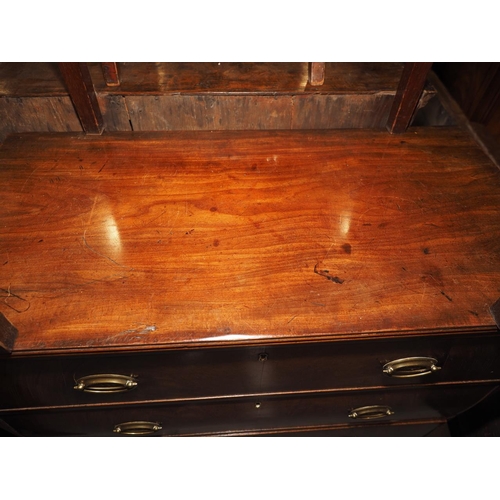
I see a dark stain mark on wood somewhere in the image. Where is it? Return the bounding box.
[213,239,220,247]
[314,264,344,284]
[441,291,453,302]
[468,310,479,317]
[341,243,352,254]
[423,247,430,254]
[210,206,218,212]
[185,229,195,235]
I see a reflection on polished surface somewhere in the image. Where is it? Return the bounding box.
[82,196,122,266]
[339,211,351,236]
[105,215,121,252]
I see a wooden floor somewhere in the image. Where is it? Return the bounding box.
[0,62,451,143]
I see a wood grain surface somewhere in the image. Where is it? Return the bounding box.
[0,62,407,97]
[90,62,406,95]
[0,63,440,143]
[1,128,499,354]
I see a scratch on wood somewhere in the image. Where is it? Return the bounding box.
[20,166,41,192]
[146,209,167,226]
[82,229,129,269]
[118,325,157,336]
[0,286,31,313]
[420,282,427,302]
[323,240,336,260]
[87,195,99,225]
[166,208,181,235]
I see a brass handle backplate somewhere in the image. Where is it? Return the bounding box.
[74,374,138,393]
[383,357,441,378]
[348,405,394,420]
[113,421,162,436]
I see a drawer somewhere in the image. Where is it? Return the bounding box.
[1,333,499,411]
[2,384,493,437]
[261,333,500,393]
[0,346,265,411]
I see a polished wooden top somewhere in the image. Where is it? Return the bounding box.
[1,128,499,354]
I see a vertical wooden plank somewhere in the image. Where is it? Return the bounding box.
[58,63,104,134]
[308,63,325,86]
[387,62,433,133]
[101,62,120,87]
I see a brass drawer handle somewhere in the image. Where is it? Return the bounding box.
[383,357,441,378]
[348,405,394,420]
[113,421,162,436]
[74,374,138,393]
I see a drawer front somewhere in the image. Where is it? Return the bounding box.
[0,346,265,410]
[261,334,500,393]
[2,385,493,437]
[1,334,499,411]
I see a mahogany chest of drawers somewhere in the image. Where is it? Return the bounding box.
[1,128,499,436]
